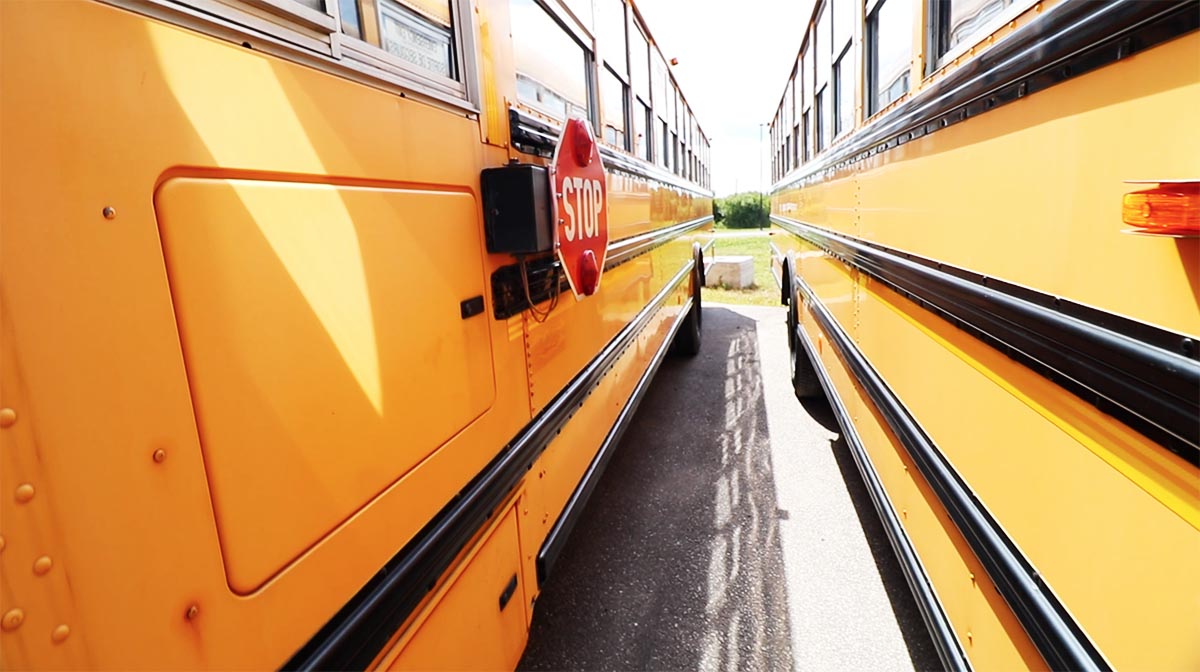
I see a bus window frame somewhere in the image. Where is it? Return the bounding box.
[338,0,475,100]
[110,0,482,112]
[926,0,1037,75]
[509,0,598,128]
[244,0,338,31]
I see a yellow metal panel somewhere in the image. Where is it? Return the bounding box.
[0,3,530,666]
[856,278,1200,670]
[156,178,495,593]
[798,302,1046,670]
[390,506,527,670]
[794,239,857,337]
[855,34,1200,336]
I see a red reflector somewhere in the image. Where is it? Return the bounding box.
[568,118,594,168]
[578,249,599,295]
[1122,182,1199,235]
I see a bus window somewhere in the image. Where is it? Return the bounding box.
[601,66,628,149]
[834,47,854,136]
[831,0,854,138]
[792,124,800,168]
[597,0,628,74]
[379,0,456,79]
[943,0,1014,54]
[630,23,651,103]
[814,2,830,153]
[633,98,650,160]
[338,0,363,37]
[630,21,652,160]
[562,0,593,29]
[511,0,590,120]
[867,0,911,115]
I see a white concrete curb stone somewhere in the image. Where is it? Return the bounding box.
[705,255,755,289]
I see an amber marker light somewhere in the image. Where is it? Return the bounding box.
[1122,181,1199,236]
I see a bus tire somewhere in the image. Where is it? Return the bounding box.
[671,250,703,357]
[780,260,791,307]
[788,294,822,398]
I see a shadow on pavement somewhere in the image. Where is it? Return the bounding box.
[519,307,794,671]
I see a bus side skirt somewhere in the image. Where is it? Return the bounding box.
[791,300,971,672]
[792,272,1112,672]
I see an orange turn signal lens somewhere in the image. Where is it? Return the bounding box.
[1122,182,1199,234]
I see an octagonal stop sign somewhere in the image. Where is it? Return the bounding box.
[551,117,608,298]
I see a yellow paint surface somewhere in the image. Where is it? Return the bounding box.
[773,29,1200,672]
[0,0,711,669]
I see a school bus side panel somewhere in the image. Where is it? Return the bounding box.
[0,2,532,668]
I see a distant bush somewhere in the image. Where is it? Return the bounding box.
[712,198,724,224]
[716,192,768,229]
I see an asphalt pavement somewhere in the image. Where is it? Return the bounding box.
[518,304,941,672]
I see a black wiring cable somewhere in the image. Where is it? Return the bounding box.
[518,255,560,323]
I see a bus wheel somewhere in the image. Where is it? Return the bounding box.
[780,261,791,307]
[671,251,703,357]
[788,296,821,398]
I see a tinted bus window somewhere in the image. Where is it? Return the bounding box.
[834,48,854,136]
[601,66,628,148]
[868,0,911,114]
[380,0,456,79]
[946,0,1014,53]
[511,0,590,120]
[597,0,628,73]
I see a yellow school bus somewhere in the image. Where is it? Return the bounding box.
[768,0,1198,669]
[0,0,712,668]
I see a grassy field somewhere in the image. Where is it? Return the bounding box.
[701,234,781,307]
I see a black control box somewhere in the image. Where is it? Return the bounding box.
[481,164,554,254]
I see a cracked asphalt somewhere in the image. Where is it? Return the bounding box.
[518,304,941,672]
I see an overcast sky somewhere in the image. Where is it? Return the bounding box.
[636,0,816,196]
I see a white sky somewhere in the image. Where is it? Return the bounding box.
[636,0,816,196]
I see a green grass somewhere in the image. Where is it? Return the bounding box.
[701,235,781,307]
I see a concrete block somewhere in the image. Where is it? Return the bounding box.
[705,255,754,289]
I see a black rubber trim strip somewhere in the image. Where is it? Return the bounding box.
[774,216,1200,464]
[282,260,696,671]
[509,108,715,199]
[792,303,970,672]
[606,215,714,268]
[537,292,694,584]
[792,273,1111,671]
[774,0,1198,190]
[491,215,712,320]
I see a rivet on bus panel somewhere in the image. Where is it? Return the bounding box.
[967,631,974,645]
[0,535,6,553]
[901,509,908,519]
[33,555,53,576]
[1,609,25,631]
[152,449,167,464]
[0,408,16,427]
[185,604,200,621]
[102,207,116,220]
[51,624,71,644]
[15,484,35,504]
[970,572,976,586]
